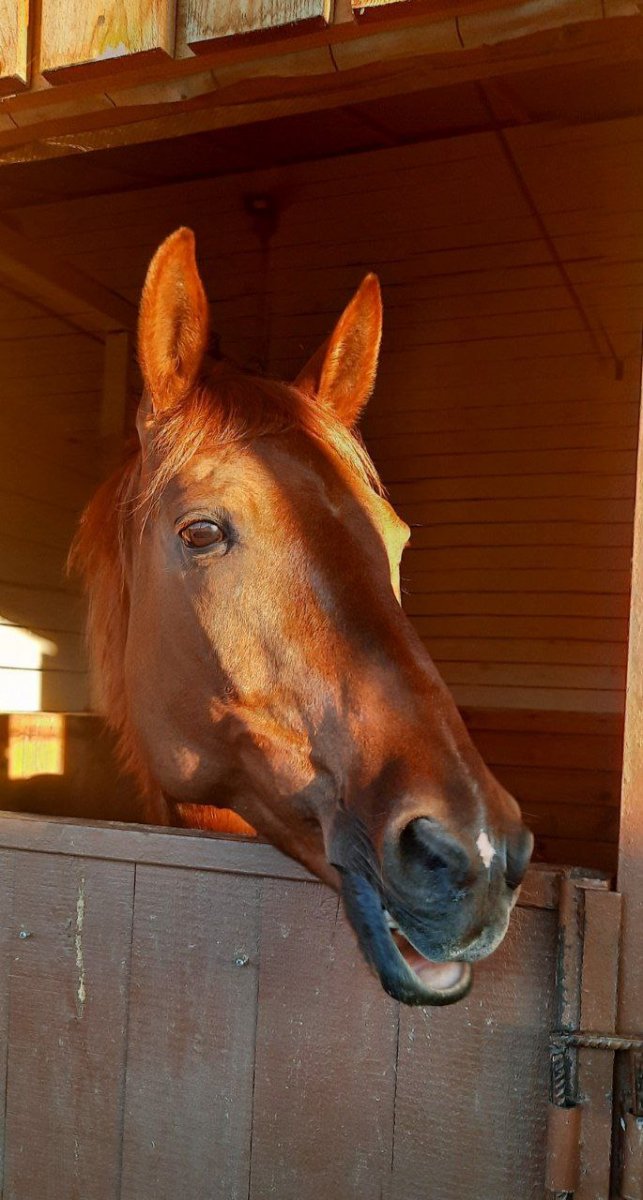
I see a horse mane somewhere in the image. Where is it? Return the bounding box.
[70,362,382,810]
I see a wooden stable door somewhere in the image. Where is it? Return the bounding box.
[0,816,627,1200]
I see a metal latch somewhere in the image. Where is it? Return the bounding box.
[546,1031,643,1200]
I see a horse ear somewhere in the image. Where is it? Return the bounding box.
[295,274,382,428]
[137,227,209,419]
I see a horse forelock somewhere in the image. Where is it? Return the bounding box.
[70,363,383,794]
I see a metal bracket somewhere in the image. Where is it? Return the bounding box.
[547,1031,643,1200]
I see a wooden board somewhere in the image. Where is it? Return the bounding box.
[617,348,643,1035]
[249,878,398,1199]
[40,0,176,82]
[391,905,557,1200]
[120,867,261,1200]
[0,819,589,1200]
[0,0,30,96]
[186,0,330,51]
[1,849,134,1199]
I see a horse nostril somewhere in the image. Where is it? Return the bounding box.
[399,817,471,886]
[506,826,534,889]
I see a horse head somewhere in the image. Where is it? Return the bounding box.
[74,229,533,1006]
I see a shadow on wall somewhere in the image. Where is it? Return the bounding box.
[0,622,59,713]
[0,713,145,824]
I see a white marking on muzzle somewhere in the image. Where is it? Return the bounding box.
[476,830,496,869]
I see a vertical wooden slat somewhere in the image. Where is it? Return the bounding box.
[2,850,134,1200]
[577,888,622,1200]
[249,879,398,1200]
[617,363,643,1036]
[186,0,330,52]
[390,906,558,1200]
[0,0,30,95]
[119,866,261,1200]
[40,0,176,82]
[0,851,16,1187]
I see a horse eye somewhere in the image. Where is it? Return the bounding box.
[179,520,227,550]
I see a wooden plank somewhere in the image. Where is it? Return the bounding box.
[468,728,623,772]
[617,363,643,1034]
[416,613,628,642]
[40,0,176,82]
[520,802,618,844]
[0,814,561,906]
[2,850,134,1199]
[0,15,638,166]
[408,547,632,575]
[0,583,85,636]
[249,877,398,1199]
[462,707,623,737]
[403,591,630,621]
[536,838,616,873]
[430,639,627,671]
[390,905,558,1199]
[120,866,260,1200]
[367,421,637,458]
[577,888,622,1200]
[405,570,632,596]
[186,0,330,51]
[390,476,636,506]
[493,766,621,809]
[0,850,15,1182]
[0,0,30,96]
[451,685,624,715]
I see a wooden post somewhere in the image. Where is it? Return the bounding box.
[617,361,643,1034]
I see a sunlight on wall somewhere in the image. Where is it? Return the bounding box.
[8,713,65,779]
[0,622,58,713]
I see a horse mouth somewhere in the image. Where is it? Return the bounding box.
[340,869,472,1007]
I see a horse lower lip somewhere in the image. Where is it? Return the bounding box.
[340,870,472,1007]
[389,926,469,992]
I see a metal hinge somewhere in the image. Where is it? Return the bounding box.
[546,1031,643,1200]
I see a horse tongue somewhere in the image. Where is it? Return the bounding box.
[393,932,467,991]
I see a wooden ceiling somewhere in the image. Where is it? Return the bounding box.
[0,54,641,212]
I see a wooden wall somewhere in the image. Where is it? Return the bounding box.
[0,306,102,713]
[0,111,640,866]
[10,114,640,713]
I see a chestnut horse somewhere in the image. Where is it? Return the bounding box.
[73,229,533,1006]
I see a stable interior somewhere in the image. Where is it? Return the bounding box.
[1,59,641,873]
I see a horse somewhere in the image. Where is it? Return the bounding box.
[72,228,533,1007]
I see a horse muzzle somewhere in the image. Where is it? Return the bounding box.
[340,870,473,1007]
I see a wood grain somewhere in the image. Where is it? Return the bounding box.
[617,328,643,1034]
[390,905,558,1200]
[120,866,260,1200]
[2,850,134,1199]
[577,888,622,1200]
[0,825,596,1199]
[0,0,30,95]
[186,0,330,50]
[249,877,398,1199]
[0,849,15,1183]
[40,0,176,81]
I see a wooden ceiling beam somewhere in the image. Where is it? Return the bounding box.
[0,9,641,165]
[0,221,137,336]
